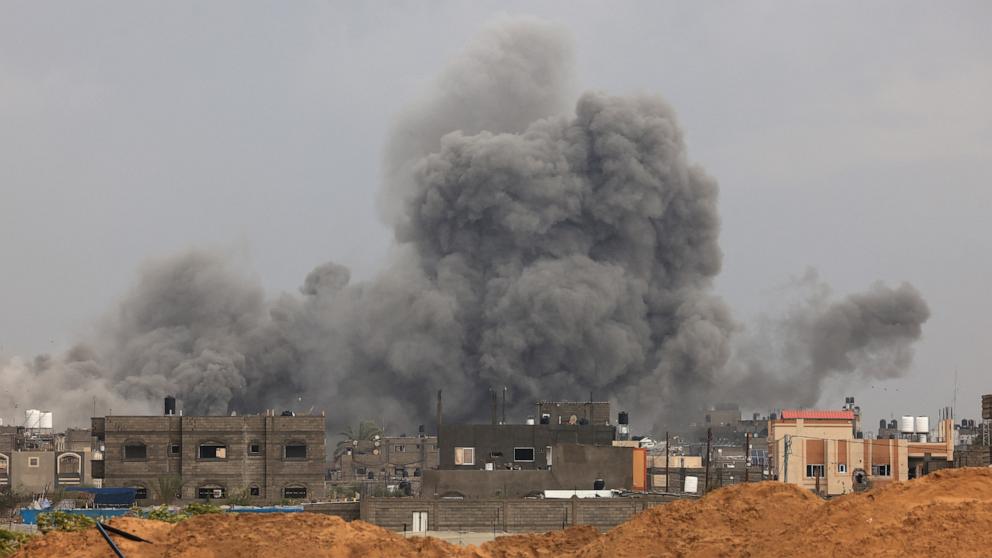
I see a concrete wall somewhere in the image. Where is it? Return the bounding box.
[438,424,617,470]
[302,501,361,521]
[11,452,54,493]
[360,496,680,532]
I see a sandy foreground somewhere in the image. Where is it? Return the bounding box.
[13,467,992,557]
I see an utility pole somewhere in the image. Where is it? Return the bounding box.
[704,427,712,494]
[783,435,792,484]
[501,386,507,425]
[665,431,670,493]
[744,431,751,483]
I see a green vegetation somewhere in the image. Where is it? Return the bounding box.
[183,502,223,516]
[334,420,383,459]
[155,475,183,505]
[226,488,254,506]
[37,510,96,532]
[0,529,33,557]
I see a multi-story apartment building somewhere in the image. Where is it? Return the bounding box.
[91,407,326,503]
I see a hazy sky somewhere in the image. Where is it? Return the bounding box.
[2,1,990,427]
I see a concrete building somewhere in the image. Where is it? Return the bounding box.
[335,434,439,483]
[535,401,611,426]
[768,409,954,496]
[91,409,326,503]
[0,424,96,494]
[438,422,616,470]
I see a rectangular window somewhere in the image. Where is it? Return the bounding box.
[134,487,148,500]
[169,443,181,456]
[28,457,40,468]
[283,486,307,499]
[249,442,261,455]
[454,447,475,466]
[249,486,260,496]
[124,444,147,460]
[805,464,825,478]
[198,444,227,459]
[514,447,535,462]
[872,464,891,477]
[838,463,848,473]
[394,445,405,452]
[356,467,366,476]
[284,444,307,459]
[198,487,226,499]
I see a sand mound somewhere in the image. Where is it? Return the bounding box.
[15,468,992,557]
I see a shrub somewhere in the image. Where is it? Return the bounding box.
[37,511,96,533]
[184,502,222,516]
[0,529,33,557]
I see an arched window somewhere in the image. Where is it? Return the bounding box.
[249,484,260,497]
[198,442,227,459]
[197,484,226,499]
[57,453,81,474]
[282,485,307,499]
[123,441,147,460]
[133,485,148,500]
[0,454,8,476]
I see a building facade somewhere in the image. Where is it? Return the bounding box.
[0,425,95,494]
[768,409,954,496]
[91,412,326,503]
[335,435,439,482]
[438,422,617,470]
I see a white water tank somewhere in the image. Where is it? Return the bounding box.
[40,411,53,429]
[914,416,929,434]
[25,409,42,429]
[918,434,928,443]
[899,416,915,434]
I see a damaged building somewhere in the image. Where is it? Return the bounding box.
[91,397,326,503]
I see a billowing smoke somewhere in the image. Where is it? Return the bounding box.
[0,19,930,431]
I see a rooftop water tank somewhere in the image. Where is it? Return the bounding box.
[899,416,915,434]
[915,416,929,434]
[40,411,53,429]
[25,409,42,429]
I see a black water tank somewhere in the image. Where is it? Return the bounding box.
[619,411,629,425]
[593,479,606,490]
[879,419,887,429]
[540,414,550,425]
[164,396,177,416]
[281,410,295,417]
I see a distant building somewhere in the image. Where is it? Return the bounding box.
[768,409,954,496]
[0,422,96,494]
[438,422,616,470]
[335,433,439,484]
[535,401,611,426]
[91,404,326,503]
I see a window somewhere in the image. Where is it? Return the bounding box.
[249,485,260,497]
[513,447,535,462]
[749,448,768,468]
[283,486,307,499]
[395,467,408,478]
[454,447,475,466]
[0,455,8,474]
[197,486,226,499]
[124,442,147,460]
[249,442,261,455]
[872,464,891,477]
[169,443,181,456]
[58,454,81,474]
[394,445,406,452]
[134,486,148,500]
[198,443,227,459]
[838,463,848,473]
[805,464,825,478]
[413,468,422,477]
[28,457,40,468]
[284,443,307,459]
[356,467,366,476]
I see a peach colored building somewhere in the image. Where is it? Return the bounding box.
[769,410,954,496]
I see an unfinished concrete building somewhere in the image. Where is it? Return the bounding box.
[91,401,326,503]
[0,420,96,494]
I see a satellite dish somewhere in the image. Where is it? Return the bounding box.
[568,414,578,425]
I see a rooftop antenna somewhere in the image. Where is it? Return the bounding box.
[953,367,958,422]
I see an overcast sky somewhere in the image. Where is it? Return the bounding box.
[2,1,990,427]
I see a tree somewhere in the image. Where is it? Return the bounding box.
[155,475,183,505]
[334,420,383,459]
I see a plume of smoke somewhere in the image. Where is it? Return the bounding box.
[0,18,931,432]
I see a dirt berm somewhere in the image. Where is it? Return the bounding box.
[14,468,992,557]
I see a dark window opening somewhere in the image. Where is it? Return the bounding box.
[396,467,408,478]
[513,447,535,462]
[249,442,261,455]
[198,486,226,499]
[198,443,227,459]
[134,487,148,500]
[413,468,422,477]
[356,467,366,476]
[489,451,504,458]
[283,486,307,499]
[367,471,374,480]
[124,443,147,460]
[249,486,260,496]
[872,464,891,477]
[284,443,307,459]
[169,443,181,456]
[806,464,825,478]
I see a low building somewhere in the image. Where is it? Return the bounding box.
[0,425,96,494]
[768,409,954,496]
[91,407,326,503]
[335,434,439,484]
[438,422,616,470]
[535,401,611,426]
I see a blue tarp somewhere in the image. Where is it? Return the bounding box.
[65,487,137,507]
[19,508,130,525]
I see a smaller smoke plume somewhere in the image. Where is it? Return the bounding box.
[721,270,931,409]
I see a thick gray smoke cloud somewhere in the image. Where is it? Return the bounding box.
[0,18,930,431]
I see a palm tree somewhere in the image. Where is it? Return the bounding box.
[334,420,383,459]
